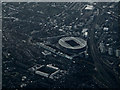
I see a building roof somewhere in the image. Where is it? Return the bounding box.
[58,37,87,50]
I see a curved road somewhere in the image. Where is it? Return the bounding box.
[89,27,120,88]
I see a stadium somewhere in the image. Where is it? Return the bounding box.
[58,37,87,54]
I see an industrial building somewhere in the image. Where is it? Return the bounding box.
[29,64,67,80]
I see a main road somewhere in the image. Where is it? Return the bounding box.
[88,26,120,88]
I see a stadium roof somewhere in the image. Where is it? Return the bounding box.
[58,37,87,50]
